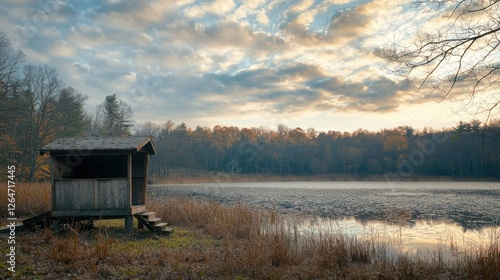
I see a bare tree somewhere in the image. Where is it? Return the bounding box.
[0,33,25,173]
[0,32,25,99]
[0,32,25,135]
[21,65,63,180]
[379,0,500,121]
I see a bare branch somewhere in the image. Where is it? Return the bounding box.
[379,0,500,117]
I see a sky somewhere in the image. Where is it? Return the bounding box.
[0,0,488,132]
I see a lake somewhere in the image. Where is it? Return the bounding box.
[149,181,500,255]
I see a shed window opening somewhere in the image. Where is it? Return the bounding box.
[55,155,127,179]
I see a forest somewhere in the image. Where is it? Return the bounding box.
[1,32,499,181]
[137,120,500,180]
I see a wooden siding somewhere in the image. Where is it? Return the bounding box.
[54,180,94,210]
[96,179,129,209]
[54,179,129,212]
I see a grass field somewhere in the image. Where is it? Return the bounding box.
[1,182,498,279]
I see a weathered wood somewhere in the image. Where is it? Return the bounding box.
[131,205,147,215]
[154,222,168,228]
[147,217,162,224]
[51,158,56,210]
[52,219,60,232]
[40,137,157,155]
[144,154,149,205]
[51,209,133,218]
[124,216,134,234]
[128,154,132,208]
[22,211,51,230]
[161,227,174,236]
[54,180,95,210]
[134,213,156,233]
[41,137,155,229]
[53,179,129,212]
[140,212,155,218]
[134,212,172,235]
[0,223,23,233]
[96,179,129,209]
[79,181,95,209]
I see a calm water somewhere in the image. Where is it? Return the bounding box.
[149,181,500,254]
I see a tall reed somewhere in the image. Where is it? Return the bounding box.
[0,181,50,220]
[3,188,498,279]
[148,198,500,279]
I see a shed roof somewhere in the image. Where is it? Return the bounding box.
[39,136,157,155]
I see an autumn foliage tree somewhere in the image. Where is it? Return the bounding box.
[135,120,500,180]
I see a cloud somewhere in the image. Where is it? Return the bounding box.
[85,0,177,31]
[129,59,416,122]
[327,5,371,45]
[159,19,278,48]
[227,0,268,22]
[183,0,236,18]
[0,0,470,131]
[289,0,315,13]
[309,76,412,112]
[256,9,270,25]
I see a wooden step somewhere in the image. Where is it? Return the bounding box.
[154,222,168,229]
[147,217,162,224]
[140,212,156,219]
[161,227,174,236]
[154,222,168,234]
[22,211,51,230]
[0,223,24,233]
[135,212,173,236]
[135,213,155,232]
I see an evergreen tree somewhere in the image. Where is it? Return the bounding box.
[94,94,133,136]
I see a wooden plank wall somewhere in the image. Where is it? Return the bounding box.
[54,179,129,211]
[54,180,94,210]
[97,179,129,209]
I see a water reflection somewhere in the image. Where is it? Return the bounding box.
[350,208,497,231]
[296,216,500,256]
[151,181,500,231]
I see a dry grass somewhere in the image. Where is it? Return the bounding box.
[0,181,51,220]
[148,197,499,279]
[1,182,498,279]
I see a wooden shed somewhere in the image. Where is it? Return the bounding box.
[39,136,169,234]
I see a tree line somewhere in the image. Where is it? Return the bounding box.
[1,31,499,181]
[135,120,500,180]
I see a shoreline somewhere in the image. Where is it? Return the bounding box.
[150,172,498,185]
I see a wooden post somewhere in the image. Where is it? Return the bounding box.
[124,216,134,234]
[52,218,60,232]
[144,154,149,205]
[128,155,132,208]
[51,157,55,211]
